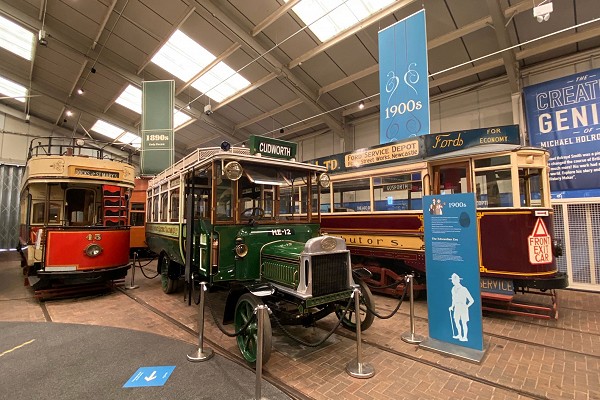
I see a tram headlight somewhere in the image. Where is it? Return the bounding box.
[318,173,330,188]
[84,243,103,257]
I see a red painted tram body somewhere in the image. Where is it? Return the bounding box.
[18,138,135,290]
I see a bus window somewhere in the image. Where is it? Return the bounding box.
[152,195,159,221]
[160,192,168,222]
[170,188,180,221]
[216,182,233,221]
[519,168,544,207]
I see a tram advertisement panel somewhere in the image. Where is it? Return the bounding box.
[378,9,429,144]
[423,193,483,352]
[524,68,600,193]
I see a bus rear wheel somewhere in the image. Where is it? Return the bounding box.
[336,279,375,332]
[159,254,177,294]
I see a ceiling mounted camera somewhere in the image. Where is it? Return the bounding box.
[38,30,48,46]
[204,104,213,115]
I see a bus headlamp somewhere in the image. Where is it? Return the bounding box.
[235,243,249,258]
[224,161,243,181]
[318,173,330,188]
[84,243,103,257]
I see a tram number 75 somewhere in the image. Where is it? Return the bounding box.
[86,234,102,241]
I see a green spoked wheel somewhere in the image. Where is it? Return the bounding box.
[159,254,177,294]
[336,279,375,332]
[234,293,272,366]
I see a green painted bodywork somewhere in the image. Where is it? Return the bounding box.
[147,220,320,286]
[212,223,319,283]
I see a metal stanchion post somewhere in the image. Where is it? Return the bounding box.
[255,305,265,400]
[346,285,375,378]
[401,274,424,344]
[187,282,214,362]
[125,252,139,290]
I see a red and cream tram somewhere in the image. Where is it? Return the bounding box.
[18,137,135,290]
[313,125,568,318]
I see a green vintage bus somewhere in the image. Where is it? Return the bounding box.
[145,136,374,365]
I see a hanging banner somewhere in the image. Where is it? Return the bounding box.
[141,80,175,175]
[378,9,430,144]
[524,68,600,195]
[420,193,484,359]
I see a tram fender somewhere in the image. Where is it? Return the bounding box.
[222,282,275,324]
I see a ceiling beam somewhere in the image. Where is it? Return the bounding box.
[251,0,300,37]
[288,0,417,69]
[485,0,520,93]
[515,26,600,60]
[318,64,378,96]
[235,98,303,130]
[275,119,324,139]
[213,71,279,111]
[342,98,379,117]
[197,2,344,136]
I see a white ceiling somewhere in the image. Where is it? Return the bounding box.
[0,0,599,159]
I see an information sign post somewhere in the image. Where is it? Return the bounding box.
[419,193,487,363]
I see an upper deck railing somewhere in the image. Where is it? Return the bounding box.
[27,137,133,165]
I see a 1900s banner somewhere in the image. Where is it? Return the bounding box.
[524,68,600,194]
[378,9,429,144]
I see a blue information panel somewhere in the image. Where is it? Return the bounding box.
[423,193,483,351]
[378,9,430,143]
[123,366,176,388]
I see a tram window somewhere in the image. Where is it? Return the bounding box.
[436,166,468,194]
[31,202,45,224]
[130,212,145,226]
[170,189,180,221]
[475,170,513,208]
[474,156,510,168]
[320,181,331,213]
[65,189,95,225]
[332,178,370,212]
[131,202,144,211]
[519,168,543,207]
[373,173,422,211]
[48,203,61,223]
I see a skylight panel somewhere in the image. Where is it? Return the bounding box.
[0,15,34,61]
[115,84,142,114]
[288,0,395,42]
[0,75,28,102]
[174,110,192,129]
[91,120,125,140]
[191,62,250,103]
[151,30,215,82]
[119,132,141,148]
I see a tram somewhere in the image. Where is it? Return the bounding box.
[313,125,568,318]
[129,177,149,256]
[18,137,135,290]
[145,136,374,365]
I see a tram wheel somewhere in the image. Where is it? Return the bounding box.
[234,293,272,367]
[159,254,177,294]
[336,279,375,332]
